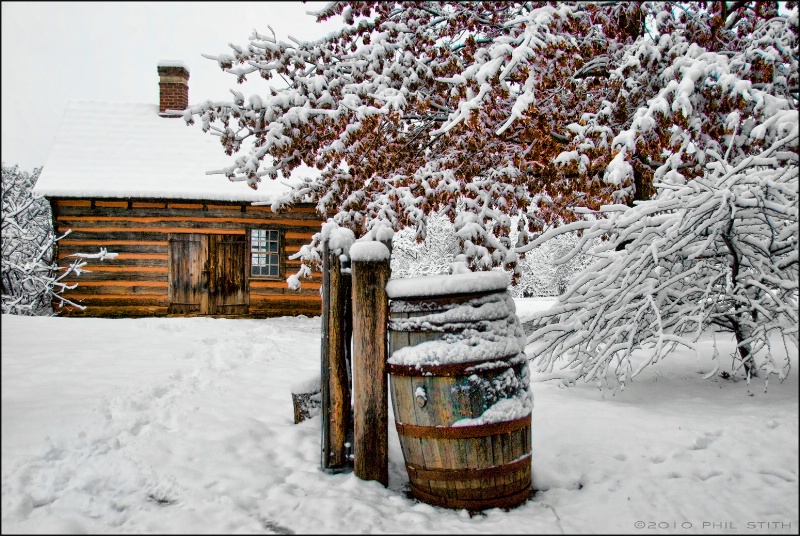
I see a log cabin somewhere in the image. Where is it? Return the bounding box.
[33,61,324,318]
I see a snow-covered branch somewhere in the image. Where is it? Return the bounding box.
[184,1,797,291]
[526,130,798,390]
[2,164,117,315]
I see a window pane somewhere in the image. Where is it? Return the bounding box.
[251,228,279,276]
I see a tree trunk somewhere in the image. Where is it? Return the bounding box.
[721,225,757,378]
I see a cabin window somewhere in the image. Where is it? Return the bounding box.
[250,228,280,277]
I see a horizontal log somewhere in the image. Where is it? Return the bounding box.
[62,293,167,301]
[62,265,167,273]
[65,280,167,287]
[59,283,168,295]
[53,198,316,209]
[53,301,319,318]
[58,246,168,257]
[250,279,321,288]
[54,204,323,223]
[58,252,168,261]
[249,303,321,317]
[252,272,322,281]
[285,232,317,241]
[55,300,320,318]
[250,294,321,301]
[54,200,91,207]
[56,228,316,244]
[57,296,169,310]
[166,203,204,209]
[250,286,322,297]
[59,272,168,283]
[54,205,323,222]
[58,239,169,248]
[59,258,166,268]
[248,204,318,213]
[55,305,170,317]
[57,216,321,228]
[56,227,248,236]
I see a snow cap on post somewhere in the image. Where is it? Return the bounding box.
[349,240,390,263]
[320,221,356,258]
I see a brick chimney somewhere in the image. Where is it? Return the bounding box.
[157,61,189,116]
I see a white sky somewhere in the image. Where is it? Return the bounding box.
[0,1,342,172]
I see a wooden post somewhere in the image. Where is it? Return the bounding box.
[327,249,350,468]
[341,257,354,457]
[320,240,331,470]
[350,241,390,486]
[320,240,352,471]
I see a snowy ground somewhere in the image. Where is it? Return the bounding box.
[1,299,798,534]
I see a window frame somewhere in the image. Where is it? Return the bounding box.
[248,227,283,280]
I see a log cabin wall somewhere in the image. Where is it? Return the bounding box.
[51,198,323,318]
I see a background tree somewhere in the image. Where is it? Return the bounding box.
[187,1,796,282]
[1,163,107,315]
[390,209,594,296]
[186,2,797,384]
[524,127,798,388]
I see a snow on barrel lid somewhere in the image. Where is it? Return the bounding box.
[386,271,510,300]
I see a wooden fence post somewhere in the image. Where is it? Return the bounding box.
[349,241,390,486]
[328,248,350,468]
[320,239,352,471]
[320,239,331,469]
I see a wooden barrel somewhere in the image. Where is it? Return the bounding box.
[386,272,532,511]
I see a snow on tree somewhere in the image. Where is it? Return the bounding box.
[1,164,111,315]
[391,210,458,278]
[184,1,798,386]
[186,1,797,287]
[524,125,798,389]
[511,229,597,298]
[3,164,55,315]
[390,209,592,295]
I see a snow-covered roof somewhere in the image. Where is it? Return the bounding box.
[33,101,295,202]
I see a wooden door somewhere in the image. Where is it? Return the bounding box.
[208,234,249,315]
[168,233,209,314]
[168,233,249,315]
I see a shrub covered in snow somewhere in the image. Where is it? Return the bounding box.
[1,163,90,315]
[2,164,56,315]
